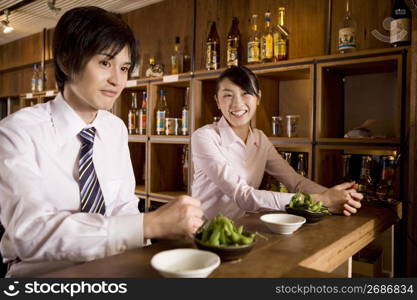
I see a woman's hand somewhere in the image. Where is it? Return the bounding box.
[312,182,363,215]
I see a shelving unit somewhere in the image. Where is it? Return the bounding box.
[106,47,407,221]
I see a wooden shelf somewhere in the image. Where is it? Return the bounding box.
[135,185,146,195]
[268,137,313,145]
[128,135,147,143]
[149,191,186,200]
[317,138,400,146]
[149,135,189,144]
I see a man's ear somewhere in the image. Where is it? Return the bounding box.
[57,56,69,76]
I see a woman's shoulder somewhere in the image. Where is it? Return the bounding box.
[192,123,220,139]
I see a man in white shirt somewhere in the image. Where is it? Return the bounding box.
[0,6,203,277]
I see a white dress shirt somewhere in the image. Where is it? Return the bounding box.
[0,94,145,277]
[191,117,327,220]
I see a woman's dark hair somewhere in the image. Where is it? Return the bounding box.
[53,6,138,92]
[216,66,260,97]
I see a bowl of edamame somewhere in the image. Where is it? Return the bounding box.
[194,215,264,261]
[285,192,330,223]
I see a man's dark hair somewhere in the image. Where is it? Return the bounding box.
[53,6,138,92]
[216,66,260,97]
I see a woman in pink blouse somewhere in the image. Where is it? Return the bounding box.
[191,66,363,220]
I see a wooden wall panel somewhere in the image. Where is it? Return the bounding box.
[122,0,193,77]
[0,33,42,71]
[331,0,392,54]
[195,0,327,70]
[406,9,417,278]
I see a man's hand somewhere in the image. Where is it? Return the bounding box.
[312,182,363,216]
[143,195,204,240]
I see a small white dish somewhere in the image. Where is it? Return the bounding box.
[260,213,306,234]
[150,248,220,278]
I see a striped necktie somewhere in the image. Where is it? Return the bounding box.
[78,127,106,215]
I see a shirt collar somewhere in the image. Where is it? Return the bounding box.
[217,116,259,148]
[50,93,105,146]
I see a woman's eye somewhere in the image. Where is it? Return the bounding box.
[223,94,232,98]
[99,60,110,67]
[121,66,129,72]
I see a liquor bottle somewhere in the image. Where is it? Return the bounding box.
[296,153,307,177]
[338,0,357,53]
[335,154,352,185]
[274,7,289,61]
[156,89,169,135]
[206,21,220,70]
[375,156,396,203]
[138,91,147,135]
[357,156,373,202]
[171,36,184,74]
[128,93,139,135]
[261,11,274,63]
[226,17,241,67]
[390,0,411,47]
[181,87,190,136]
[182,145,189,190]
[31,64,38,92]
[247,14,261,64]
[279,152,292,192]
[37,65,44,92]
[283,152,292,164]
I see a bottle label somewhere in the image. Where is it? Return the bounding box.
[37,78,44,92]
[156,111,166,133]
[273,33,287,58]
[248,41,260,63]
[128,112,137,133]
[31,79,36,92]
[390,19,410,43]
[206,42,218,70]
[264,35,274,59]
[338,27,356,50]
[139,111,146,133]
[181,109,189,135]
[227,38,238,66]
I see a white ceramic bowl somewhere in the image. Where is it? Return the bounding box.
[150,248,220,278]
[260,213,306,234]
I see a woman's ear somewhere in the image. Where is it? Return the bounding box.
[257,90,262,105]
[215,94,220,109]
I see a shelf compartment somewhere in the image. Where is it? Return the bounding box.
[269,137,313,145]
[253,65,314,139]
[316,55,402,141]
[315,145,400,189]
[115,84,148,134]
[192,76,221,130]
[149,79,191,136]
[129,142,147,194]
[149,143,189,196]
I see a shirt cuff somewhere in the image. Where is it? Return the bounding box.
[107,213,144,256]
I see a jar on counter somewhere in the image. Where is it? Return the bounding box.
[165,118,180,135]
[286,115,300,138]
[271,116,283,136]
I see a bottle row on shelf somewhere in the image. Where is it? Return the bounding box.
[30,64,48,93]
[264,151,308,193]
[340,154,399,205]
[127,87,190,136]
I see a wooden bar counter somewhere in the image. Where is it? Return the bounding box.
[41,203,401,278]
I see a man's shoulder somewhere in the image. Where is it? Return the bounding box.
[0,104,50,132]
[98,110,127,134]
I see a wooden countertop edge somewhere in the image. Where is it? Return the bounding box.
[299,208,400,273]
